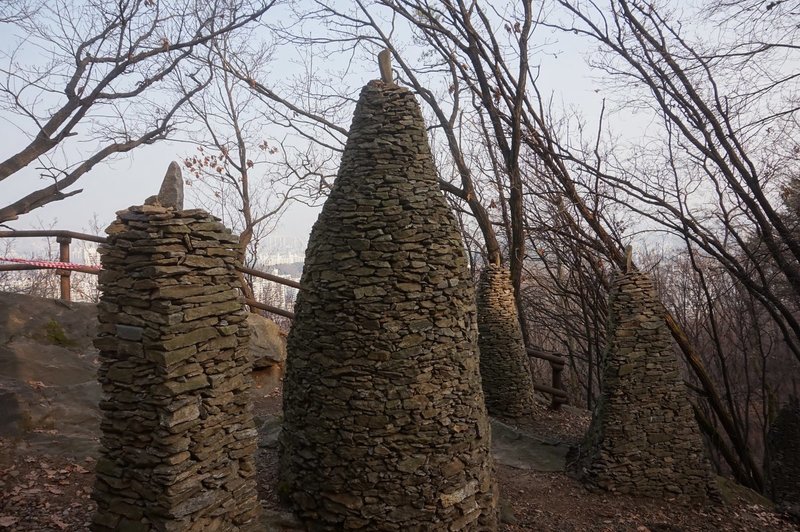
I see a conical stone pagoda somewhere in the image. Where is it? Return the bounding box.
[92,180,260,531]
[572,270,715,501]
[280,79,498,530]
[767,397,800,520]
[477,265,539,419]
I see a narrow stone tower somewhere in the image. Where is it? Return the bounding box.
[280,80,498,530]
[92,198,260,531]
[572,270,715,501]
[477,265,539,419]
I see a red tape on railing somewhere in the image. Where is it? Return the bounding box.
[0,256,101,272]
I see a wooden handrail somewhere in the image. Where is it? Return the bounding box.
[245,298,296,320]
[534,383,568,400]
[238,265,301,290]
[0,264,46,272]
[0,229,107,244]
[527,347,568,410]
[527,347,565,366]
[1,228,301,320]
[0,229,301,289]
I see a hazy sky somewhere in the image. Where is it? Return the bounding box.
[0,2,617,253]
[1,139,323,239]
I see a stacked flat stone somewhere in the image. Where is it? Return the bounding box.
[92,204,260,531]
[476,265,539,419]
[767,397,800,520]
[572,270,714,501]
[280,80,498,531]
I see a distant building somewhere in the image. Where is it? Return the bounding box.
[258,235,306,266]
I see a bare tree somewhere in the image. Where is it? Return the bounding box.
[182,39,290,260]
[237,0,543,344]
[0,0,274,224]
[369,0,777,492]
[541,0,800,491]
[171,0,793,491]
[182,32,322,301]
[0,0,41,24]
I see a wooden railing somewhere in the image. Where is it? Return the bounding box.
[0,230,108,301]
[0,230,299,318]
[528,347,568,410]
[0,229,107,244]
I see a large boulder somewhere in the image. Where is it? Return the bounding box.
[0,292,100,456]
[247,313,286,370]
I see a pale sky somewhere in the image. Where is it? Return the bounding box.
[0,2,616,253]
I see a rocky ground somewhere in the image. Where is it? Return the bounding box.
[0,292,797,531]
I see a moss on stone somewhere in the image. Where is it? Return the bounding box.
[44,319,76,347]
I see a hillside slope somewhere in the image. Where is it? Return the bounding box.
[0,292,100,456]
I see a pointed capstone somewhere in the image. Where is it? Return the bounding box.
[280,80,498,530]
[571,271,715,502]
[157,161,184,209]
[378,49,394,85]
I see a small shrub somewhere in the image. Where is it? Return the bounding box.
[44,320,76,347]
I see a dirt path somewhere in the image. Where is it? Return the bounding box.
[248,385,796,532]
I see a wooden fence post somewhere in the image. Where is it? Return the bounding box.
[527,347,569,409]
[56,235,72,301]
[550,359,565,410]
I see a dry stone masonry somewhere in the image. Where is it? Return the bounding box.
[571,270,714,501]
[476,265,539,419]
[92,204,260,531]
[767,396,800,521]
[280,80,498,531]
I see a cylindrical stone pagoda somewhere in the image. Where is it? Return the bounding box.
[92,205,260,531]
[477,265,539,419]
[280,80,498,530]
[572,270,715,501]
